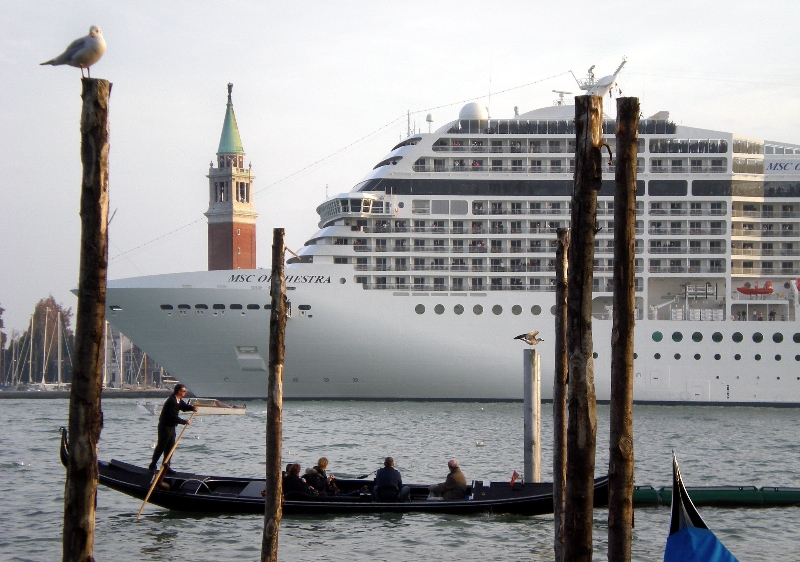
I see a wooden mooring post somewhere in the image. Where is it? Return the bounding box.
[262,228,287,562]
[564,95,601,562]
[553,228,569,562]
[523,349,541,483]
[63,78,111,562]
[608,97,639,561]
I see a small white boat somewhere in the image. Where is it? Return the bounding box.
[141,398,246,416]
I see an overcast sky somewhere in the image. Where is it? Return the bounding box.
[1,0,799,333]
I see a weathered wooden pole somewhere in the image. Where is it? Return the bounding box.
[564,94,601,562]
[63,78,111,562]
[553,227,570,562]
[608,97,639,561]
[523,348,541,483]
[262,228,286,562]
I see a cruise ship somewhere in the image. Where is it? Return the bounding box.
[105,64,800,404]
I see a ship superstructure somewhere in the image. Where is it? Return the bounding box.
[104,65,800,404]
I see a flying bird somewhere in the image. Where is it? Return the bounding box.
[514,330,544,346]
[40,26,106,78]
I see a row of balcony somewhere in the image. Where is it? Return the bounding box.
[360,283,643,293]
[648,266,727,274]
[358,226,637,235]
[731,210,800,219]
[732,229,798,238]
[353,245,648,254]
[732,249,800,257]
[353,265,646,273]
[731,267,800,275]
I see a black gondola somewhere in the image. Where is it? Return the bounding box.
[60,428,608,516]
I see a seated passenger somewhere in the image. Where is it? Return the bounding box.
[428,459,467,501]
[305,457,340,495]
[283,463,318,497]
[373,457,411,502]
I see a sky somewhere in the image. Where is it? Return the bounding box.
[1,0,799,333]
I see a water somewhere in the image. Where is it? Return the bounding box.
[1,399,799,561]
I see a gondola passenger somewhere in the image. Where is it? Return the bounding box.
[305,457,339,495]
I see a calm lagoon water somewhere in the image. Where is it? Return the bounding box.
[1,399,799,561]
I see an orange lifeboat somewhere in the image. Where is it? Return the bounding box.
[737,280,773,295]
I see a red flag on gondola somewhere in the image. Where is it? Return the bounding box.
[510,471,519,487]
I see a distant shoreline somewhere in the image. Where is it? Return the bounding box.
[0,389,173,400]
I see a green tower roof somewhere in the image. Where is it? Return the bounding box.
[217,83,244,155]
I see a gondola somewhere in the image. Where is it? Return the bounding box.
[664,452,739,562]
[59,428,608,516]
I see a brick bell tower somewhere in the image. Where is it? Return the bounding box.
[205,83,258,270]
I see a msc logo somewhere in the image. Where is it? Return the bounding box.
[227,274,331,284]
[766,162,800,171]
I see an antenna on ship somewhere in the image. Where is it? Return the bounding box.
[552,90,572,106]
[426,113,434,133]
[407,110,411,138]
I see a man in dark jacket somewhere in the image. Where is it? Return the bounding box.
[429,459,467,501]
[283,463,318,497]
[148,384,197,473]
[374,457,411,502]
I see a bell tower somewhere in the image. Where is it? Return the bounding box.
[205,83,258,270]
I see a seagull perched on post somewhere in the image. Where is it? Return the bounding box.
[40,26,106,78]
[514,330,544,346]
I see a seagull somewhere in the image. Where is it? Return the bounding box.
[514,330,544,346]
[40,26,106,78]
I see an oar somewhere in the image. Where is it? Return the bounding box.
[356,470,377,479]
[136,411,196,520]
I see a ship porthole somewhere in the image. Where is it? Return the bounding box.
[732,332,743,343]
[324,378,330,382]
[434,304,445,315]
[550,305,556,315]
[734,354,741,361]
[512,305,522,315]
[473,304,483,315]
[752,332,763,343]
[775,355,782,361]
[652,331,663,342]
[793,333,800,343]
[694,353,701,360]
[454,304,464,315]
[712,332,723,342]
[672,332,683,342]
[773,333,784,343]
[531,305,542,315]
[714,354,721,360]
[592,352,598,359]
[692,332,703,342]
[415,304,425,314]
[492,305,502,315]
[674,353,681,360]
[654,353,661,360]
[340,278,346,284]
[755,354,762,361]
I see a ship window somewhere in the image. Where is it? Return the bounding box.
[674,353,681,360]
[796,355,800,361]
[652,331,663,342]
[692,332,703,342]
[654,353,661,360]
[734,354,741,360]
[732,332,743,343]
[755,354,762,361]
[694,354,701,360]
[672,332,683,342]
[415,304,425,315]
[776,355,782,361]
[212,304,225,310]
[794,333,800,343]
[195,304,208,309]
[714,354,721,360]
[473,305,483,315]
[512,305,522,315]
[298,305,311,311]
[773,333,783,343]
[264,305,272,310]
[531,305,541,315]
[230,304,243,310]
[160,305,173,310]
[434,304,445,315]
[454,304,464,315]
[712,332,723,342]
[752,332,763,343]
[178,304,191,310]
[492,305,502,315]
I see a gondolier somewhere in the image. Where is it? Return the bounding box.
[148,384,197,474]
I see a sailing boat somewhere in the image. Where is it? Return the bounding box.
[664,452,739,562]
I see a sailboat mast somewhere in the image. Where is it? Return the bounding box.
[41,308,49,385]
[57,311,63,389]
[28,315,33,384]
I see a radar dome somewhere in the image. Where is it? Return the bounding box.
[459,102,489,121]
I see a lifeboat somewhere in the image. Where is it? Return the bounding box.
[737,280,773,295]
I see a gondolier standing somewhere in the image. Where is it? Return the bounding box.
[148,384,197,473]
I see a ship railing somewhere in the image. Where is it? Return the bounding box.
[393,245,410,252]
[468,246,488,253]
[354,245,372,252]
[649,247,688,254]
[733,210,800,219]
[732,248,800,256]
[732,229,797,237]
[731,267,800,275]
[689,247,726,254]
